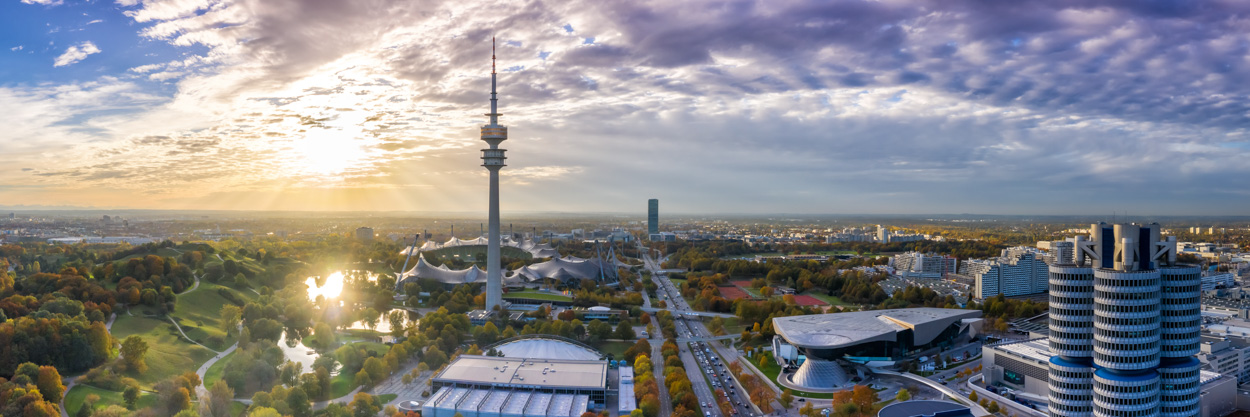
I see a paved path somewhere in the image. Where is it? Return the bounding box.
[370,366,433,408]
[166,316,216,352]
[195,343,239,398]
[184,273,202,294]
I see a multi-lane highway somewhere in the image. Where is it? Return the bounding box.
[640,243,760,417]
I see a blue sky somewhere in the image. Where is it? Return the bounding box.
[1,0,1249,215]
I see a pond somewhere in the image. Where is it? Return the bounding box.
[304,270,385,301]
[277,331,321,372]
[342,308,420,334]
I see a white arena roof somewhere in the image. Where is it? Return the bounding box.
[773,308,982,349]
[434,355,608,391]
[494,338,602,361]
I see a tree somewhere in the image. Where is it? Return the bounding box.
[121,335,149,373]
[220,305,242,335]
[287,387,312,417]
[175,410,200,417]
[896,388,911,402]
[388,310,407,337]
[615,320,637,340]
[779,389,794,409]
[249,408,283,417]
[204,380,235,417]
[313,321,336,350]
[968,391,978,402]
[851,385,877,412]
[36,366,64,403]
[124,386,140,410]
[350,392,381,417]
[988,402,1000,413]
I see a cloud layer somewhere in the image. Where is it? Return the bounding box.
[53,41,101,67]
[4,0,1250,214]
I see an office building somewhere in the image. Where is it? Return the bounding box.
[481,39,508,311]
[891,252,957,279]
[984,339,1234,417]
[1197,335,1250,384]
[356,226,374,241]
[1046,223,1202,417]
[963,247,1048,299]
[1038,240,1075,265]
[647,199,658,236]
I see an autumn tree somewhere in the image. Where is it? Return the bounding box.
[779,389,794,409]
[120,335,149,373]
[851,385,877,412]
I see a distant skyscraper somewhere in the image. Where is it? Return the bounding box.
[647,199,659,236]
[877,225,888,243]
[481,38,508,311]
[1048,223,1201,417]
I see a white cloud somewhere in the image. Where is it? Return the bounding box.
[9,46,21,52]
[21,0,63,5]
[53,42,101,67]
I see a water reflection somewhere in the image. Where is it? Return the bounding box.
[277,331,320,372]
[305,270,380,301]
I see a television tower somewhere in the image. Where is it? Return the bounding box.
[481,37,507,311]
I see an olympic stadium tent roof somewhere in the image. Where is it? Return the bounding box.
[773,308,981,349]
[513,257,615,283]
[401,237,561,259]
[397,254,525,286]
[493,338,602,361]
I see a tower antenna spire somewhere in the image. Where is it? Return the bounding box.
[492,36,496,74]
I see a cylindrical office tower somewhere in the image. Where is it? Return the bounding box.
[1158,358,1202,417]
[1048,264,1096,417]
[1158,265,1202,417]
[1050,223,1197,417]
[1092,267,1162,417]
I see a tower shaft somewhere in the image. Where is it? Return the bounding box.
[481,37,507,311]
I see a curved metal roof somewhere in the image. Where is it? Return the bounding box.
[493,338,602,361]
[772,308,981,349]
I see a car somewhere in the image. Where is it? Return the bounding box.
[798,398,805,402]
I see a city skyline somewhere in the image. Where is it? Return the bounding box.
[2,1,1250,215]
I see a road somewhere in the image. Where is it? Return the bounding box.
[640,243,759,417]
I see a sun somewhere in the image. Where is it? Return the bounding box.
[296,128,368,176]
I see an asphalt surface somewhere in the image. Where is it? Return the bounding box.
[641,245,759,417]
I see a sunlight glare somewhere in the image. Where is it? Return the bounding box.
[306,271,345,301]
[298,128,367,175]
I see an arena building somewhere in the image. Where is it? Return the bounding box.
[427,354,608,415]
[983,339,1236,417]
[772,308,982,389]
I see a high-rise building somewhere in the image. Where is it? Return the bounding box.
[877,225,887,243]
[647,199,658,236]
[480,38,508,311]
[356,227,374,241]
[891,252,957,279]
[964,247,1048,299]
[1047,223,1201,417]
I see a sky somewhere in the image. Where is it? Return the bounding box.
[1,0,1249,215]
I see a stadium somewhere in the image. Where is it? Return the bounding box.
[772,308,982,389]
[421,336,615,417]
[396,237,629,288]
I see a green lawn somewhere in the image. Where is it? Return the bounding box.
[329,371,357,398]
[65,384,157,416]
[593,341,634,359]
[109,314,218,389]
[204,350,236,389]
[168,281,253,350]
[378,394,398,403]
[502,289,573,302]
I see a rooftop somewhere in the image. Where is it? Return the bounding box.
[434,355,608,390]
[773,308,981,349]
[494,338,602,361]
[878,400,971,417]
[994,339,1226,386]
